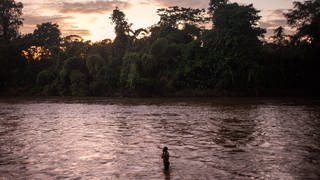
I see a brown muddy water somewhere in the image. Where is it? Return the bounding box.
[0,97,320,179]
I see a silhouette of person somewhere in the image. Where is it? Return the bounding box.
[162,146,170,170]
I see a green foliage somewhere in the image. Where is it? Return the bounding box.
[1,3,320,96]
[69,70,89,96]
[55,56,89,96]
[207,2,265,52]
[63,40,90,59]
[86,54,105,75]
[150,38,169,59]
[36,70,56,86]
[201,1,266,90]
[120,53,140,89]
[85,54,109,96]
[63,57,84,73]
[88,42,112,62]
[33,22,61,47]
[89,81,107,96]
[120,52,160,94]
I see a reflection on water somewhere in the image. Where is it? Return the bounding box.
[0,98,320,179]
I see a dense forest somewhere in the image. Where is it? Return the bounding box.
[0,0,319,97]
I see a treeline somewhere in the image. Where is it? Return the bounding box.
[0,0,319,96]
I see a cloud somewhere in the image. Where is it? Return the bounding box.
[259,9,296,37]
[260,19,287,29]
[57,0,131,14]
[21,14,72,34]
[151,0,209,9]
[21,14,90,38]
[260,9,288,29]
[62,29,91,37]
[265,9,288,19]
[23,14,72,25]
[271,9,287,16]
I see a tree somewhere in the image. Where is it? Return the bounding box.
[110,7,131,37]
[36,69,57,95]
[285,0,320,93]
[110,7,131,55]
[120,52,159,94]
[56,56,88,96]
[209,0,227,12]
[0,0,23,42]
[285,0,320,45]
[86,54,105,77]
[0,0,23,91]
[271,26,288,45]
[157,6,208,28]
[85,54,109,96]
[204,1,266,90]
[33,22,61,47]
[150,38,169,59]
[69,70,89,96]
[206,1,265,53]
[20,23,62,61]
[62,38,90,59]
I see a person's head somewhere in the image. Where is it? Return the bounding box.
[163,146,168,152]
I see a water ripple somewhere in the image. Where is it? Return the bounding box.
[0,98,319,179]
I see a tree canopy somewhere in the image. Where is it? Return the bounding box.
[285,0,320,45]
[33,22,61,47]
[0,0,319,96]
[0,0,23,42]
[157,6,208,28]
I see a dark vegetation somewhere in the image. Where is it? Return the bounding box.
[0,0,319,97]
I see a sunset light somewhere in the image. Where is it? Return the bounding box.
[19,0,301,41]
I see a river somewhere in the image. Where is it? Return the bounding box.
[0,97,319,179]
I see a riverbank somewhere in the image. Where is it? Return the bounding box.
[1,86,319,98]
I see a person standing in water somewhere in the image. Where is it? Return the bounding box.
[162,146,170,170]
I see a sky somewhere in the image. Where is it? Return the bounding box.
[19,0,302,42]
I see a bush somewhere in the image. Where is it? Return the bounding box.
[70,70,89,96]
[36,70,56,86]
